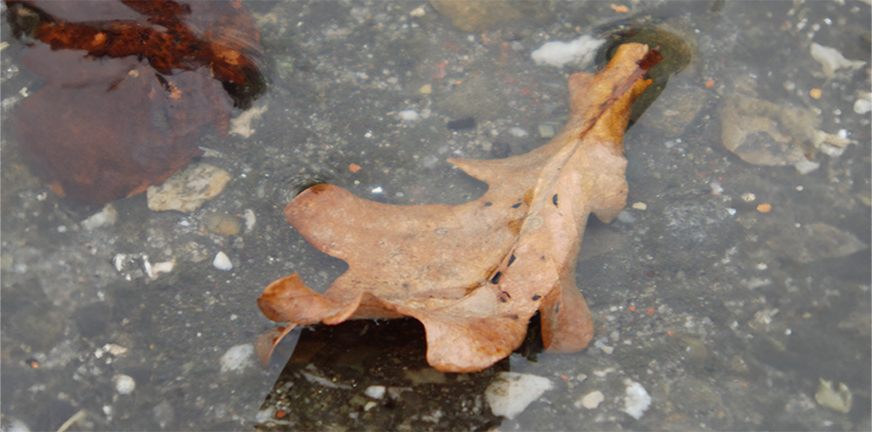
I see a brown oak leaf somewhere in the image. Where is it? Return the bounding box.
[258,43,662,373]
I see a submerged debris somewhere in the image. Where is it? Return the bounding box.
[5,0,264,204]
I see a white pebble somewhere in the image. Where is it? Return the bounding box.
[213,252,233,271]
[794,158,821,175]
[485,372,553,419]
[81,204,118,230]
[631,202,647,210]
[398,109,421,122]
[531,35,605,68]
[621,378,651,420]
[371,186,384,194]
[509,127,529,137]
[5,418,31,432]
[219,344,254,373]
[854,97,871,114]
[114,374,136,395]
[577,390,605,409]
[255,406,276,423]
[709,180,723,195]
[148,260,175,279]
[365,385,386,399]
[243,209,256,232]
[409,6,426,17]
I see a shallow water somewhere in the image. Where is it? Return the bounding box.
[1,1,870,431]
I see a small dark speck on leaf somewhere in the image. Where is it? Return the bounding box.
[532,295,541,301]
[447,116,476,130]
[511,202,522,209]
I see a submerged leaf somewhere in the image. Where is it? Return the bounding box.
[6,0,264,205]
[259,43,661,372]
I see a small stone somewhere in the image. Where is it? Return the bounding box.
[815,378,852,413]
[219,344,255,373]
[600,345,614,354]
[4,418,30,432]
[538,123,555,138]
[531,35,605,68]
[631,202,647,210]
[794,158,820,175]
[577,390,605,409]
[621,379,651,420]
[809,88,822,99]
[243,209,256,232]
[202,213,242,236]
[485,372,553,419]
[114,374,136,395]
[409,6,426,17]
[509,127,528,137]
[398,109,421,122]
[854,96,871,114]
[147,163,231,213]
[147,260,175,279]
[756,203,772,213]
[741,193,756,202]
[365,385,386,399]
[419,84,432,94]
[213,252,233,271]
[81,204,118,230]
